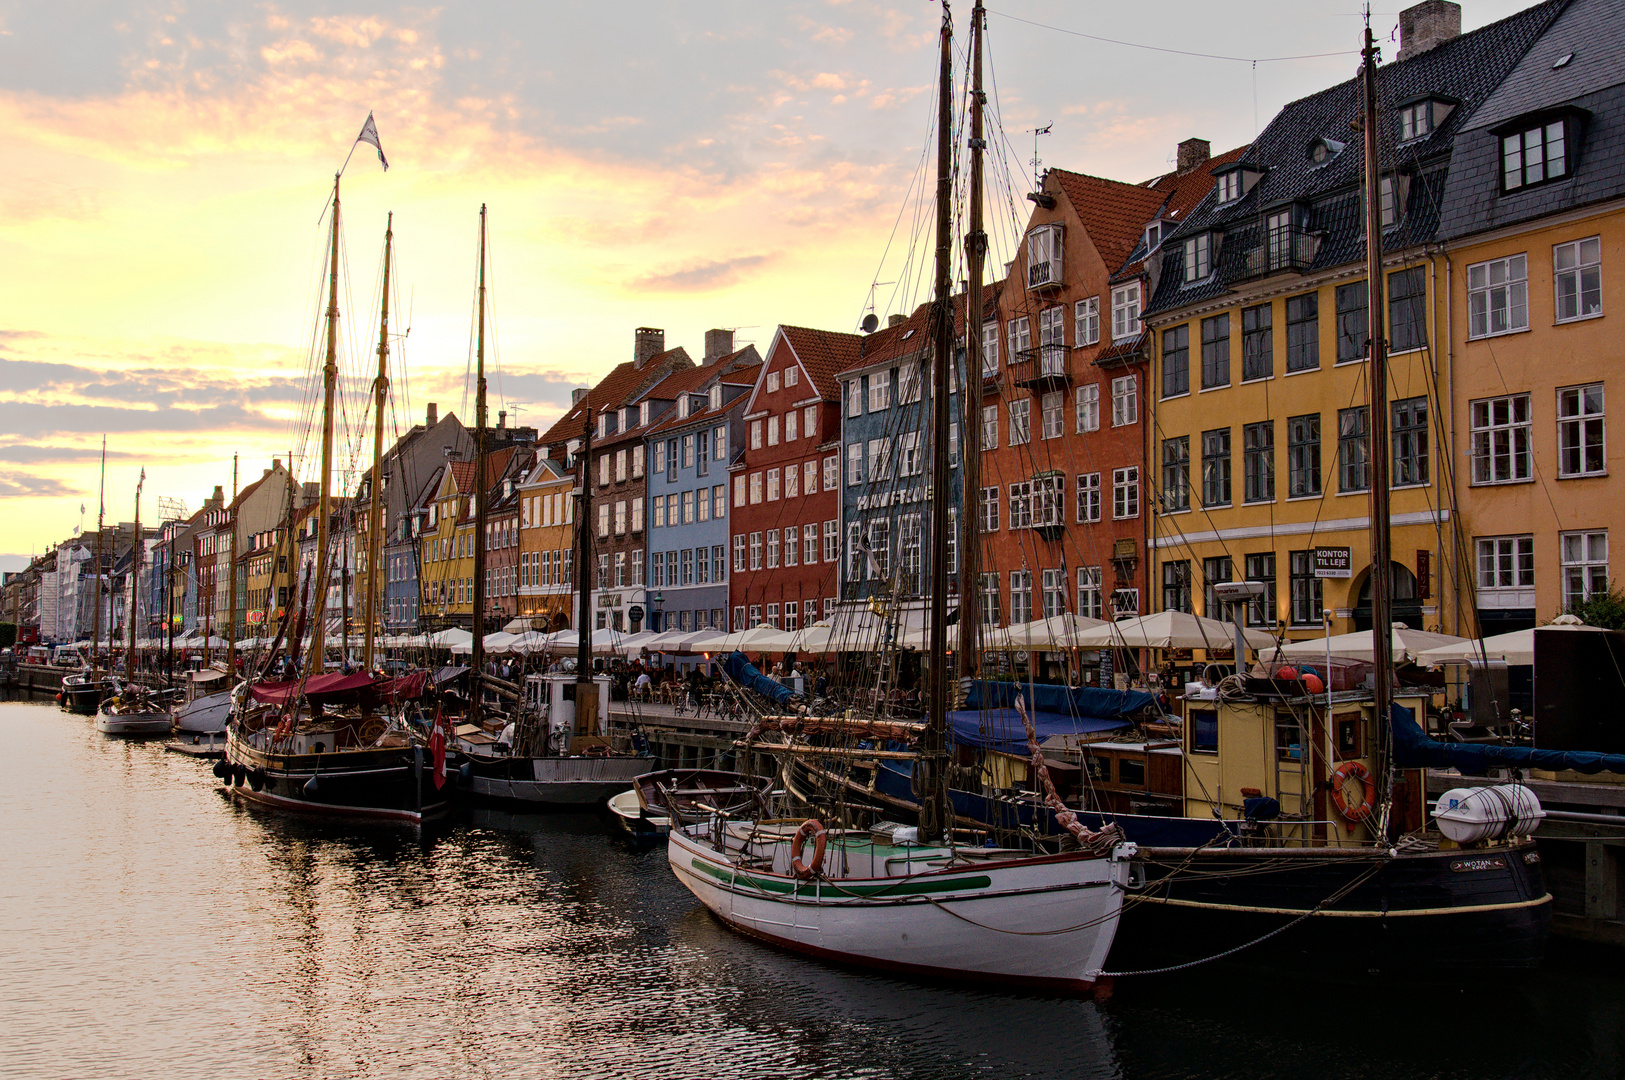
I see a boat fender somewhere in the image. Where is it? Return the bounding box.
[304,775,320,797]
[232,763,247,787]
[458,762,473,787]
[247,769,264,792]
[212,758,230,779]
[790,819,827,880]
[1330,761,1376,823]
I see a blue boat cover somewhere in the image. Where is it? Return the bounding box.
[1390,703,1625,775]
[723,651,798,708]
[966,679,1157,719]
[948,707,1131,755]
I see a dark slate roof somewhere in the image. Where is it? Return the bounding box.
[1439,0,1625,239]
[1145,0,1566,318]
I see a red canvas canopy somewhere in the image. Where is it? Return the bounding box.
[250,669,429,707]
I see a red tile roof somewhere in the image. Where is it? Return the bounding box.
[1047,169,1169,280]
[536,347,694,449]
[1143,143,1250,222]
[775,325,867,400]
[644,363,763,438]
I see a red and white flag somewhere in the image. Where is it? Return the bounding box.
[357,111,389,172]
[430,703,447,789]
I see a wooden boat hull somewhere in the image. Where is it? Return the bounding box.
[462,754,656,806]
[668,825,1131,994]
[97,711,173,735]
[608,788,668,842]
[225,728,451,824]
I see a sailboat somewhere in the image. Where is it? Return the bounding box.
[664,2,1134,996]
[99,469,174,734]
[222,161,446,824]
[62,438,112,716]
[454,206,655,805]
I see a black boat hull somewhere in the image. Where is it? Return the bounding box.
[224,736,453,824]
[61,680,109,716]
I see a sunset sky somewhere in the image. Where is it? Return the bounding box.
[0,0,1533,570]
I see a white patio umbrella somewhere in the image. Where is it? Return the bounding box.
[695,624,800,654]
[644,628,710,654]
[590,627,627,654]
[1415,618,1608,667]
[430,628,474,650]
[542,629,581,651]
[988,613,1109,652]
[1071,610,1276,651]
[508,631,553,654]
[1265,622,1467,664]
[787,621,848,653]
[613,629,660,657]
[451,631,519,655]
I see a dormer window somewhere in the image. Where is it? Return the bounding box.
[1027,223,1063,289]
[621,406,634,430]
[1182,233,1212,283]
[639,401,650,426]
[1398,97,1455,143]
[1144,221,1165,252]
[595,414,607,439]
[1217,171,1242,203]
[1497,111,1580,192]
[1307,138,1345,166]
[1379,174,1410,230]
[709,385,723,409]
[677,395,690,419]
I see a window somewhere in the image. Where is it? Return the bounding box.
[750,420,763,450]
[1389,267,1427,352]
[733,476,746,508]
[1399,100,1434,141]
[803,406,816,439]
[978,572,1001,625]
[1201,314,1230,389]
[749,472,763,504]
[632,499,645,532]
[1392,396,1430,486]
[785,366,799,388]
[783,601,798,633]
[1041,391,1064,439]
[1162,325,1190,398]
[1501,119,1569,191]
[1076,473,1101,523]
[766,416,779,447]
[847,444,863,486]
[1335,281,1368,363]
[632,446,645,479]
[899,431,922,476]
[1041,568,1067,618]
[654,439,669,482]
[650,551,664,590]
[1027,224,1062,287]
[679,548,693,586]
[1244,421,1275,503]
[802,461,816,497]
[1468,255,1528,338]
[899,362,922,404]
[1558,384,1606,477]
[1183,234,1211,282]
[1555,237,1603,322]
[1203,556,1233,618]
[1111,284,1142,341]
[749,531,762,571]
[1033,475,1065,528]
[784,526,798,567]
[1470,394,1532,484]
[766,530,779,568]
[868,519,890,577]
[982,404,998,448]
[1379,175,1406,230]
[1113,466,1140,520]
[1201,428,1231,507]
[1162,437,1190,512]
[1338,407,1369,493]
[981,321,999,375]
[823,455,838,491]
[1242,304,1273,381]
[1008,481,1034,529]
[1267,208,1299,270]
[1287,414,1321,497]
[596,554,609,590]
[1477,535,1534,591]
[1009,570,1034,624]
[1009,399,1031,446]
[598,455,610,486]
[1561,530,1608,610]
[784,462,798,500]
[1286,293,1318,372]
[714,485,727,520]
[1037,307,1065,375]
[867,438,890,481]
[824,520,838,563]
[1111,588,1140,618]
[748,604,761,628]
[1244,552,1276,627]
[1075,297,1100,346]
[803,525,817,567]
[1007,317,1031,362]
[1289,551,1322,625]
[949,422,960,467]
[615,448,627,482]
[1076,384,1099,433]
[846,379,861,418]
[767,370,780,393]
[1162,560,1191,613]
[1217,170,1242,204]
[898,515,922,593]
[732,535,746,573]
[765,469,779,502]
[1077,566,1103,618]
[980,486,1000,532]
[597,503,610,538]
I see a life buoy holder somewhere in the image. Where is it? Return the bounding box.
[789,819,827,880]
[1330,761,1376,823]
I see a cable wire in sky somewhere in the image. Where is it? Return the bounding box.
[987,8,1357,64]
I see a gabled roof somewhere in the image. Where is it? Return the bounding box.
[1113,144,1250,279]
[773,325,867,400]
[536,346,695,449]
[1047,169,1168,277]
[644,363,763,438]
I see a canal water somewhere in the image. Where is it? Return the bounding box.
[2,698,1622,1080]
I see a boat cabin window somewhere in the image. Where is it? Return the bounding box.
[1275,711,1304,761]
[1116,756,1146,786]
[1335,712,1362,759]
[1086,755,1112,783]
[1190,709,1218,753]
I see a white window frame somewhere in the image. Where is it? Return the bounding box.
[868,371,891,413]
[1469,393,1532,485]
[1076,383,1099,433]
[1008,399,1031,446]
[982,404,998,448]
[848,443,863,486]
[1111,375,1138,427]
[1075,296,1100,346]
[1077,566,1103,618]
[1554,237,1603,323]
[980,486,999,533]
[1111,283,1141,342]
[1112,466,1140,520]
[1076,472,1101,523]
[1476,535,1534,592]
[981,320,999,375]
[1467,254,1529,339]
[1007,316,1031,363]
[1040,391,1064,440]
[1558,384,1606,478]
[1561,530,1609,610]
[846,379,862,418]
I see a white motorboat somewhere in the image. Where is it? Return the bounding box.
[608,788,668,841]
[98,688,176,735]
[171,670,234,734]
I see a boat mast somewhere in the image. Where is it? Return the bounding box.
[309,173,342,683]
[125,470,144,684]
[920,0,955,840]
[1360,19,1396,816]
[165,522,176,689]
[576,405,593,690]
[958,0,986,677]
[470,205,490,725]
[363,213,393,673]
[227,454,241,672]
[91,436,106,679]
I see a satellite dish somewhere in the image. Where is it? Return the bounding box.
[861,313,880,334]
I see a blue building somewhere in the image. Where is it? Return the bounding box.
[643,351,760,636]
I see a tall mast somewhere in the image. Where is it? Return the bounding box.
[576,405,593,687]
[920,0,955,840]
[470,205,489,724]
[125,470,145,684]
[1360,20,1396,814]
[91,436,106,678]
[958,0,986,676]
[310,174,342,680]
[364,213,394,672]
[226,453,238,670]
[166,522,176,689]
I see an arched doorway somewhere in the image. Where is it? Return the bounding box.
[1353,561,1422,630]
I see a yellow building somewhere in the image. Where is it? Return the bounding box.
[516,458,576,629]
[1141,7,1562,641]
[418,460,479,628]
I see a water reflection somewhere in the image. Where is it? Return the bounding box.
[4,700,1624,1080]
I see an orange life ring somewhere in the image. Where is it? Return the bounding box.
[1330,761,1376,823]
[789,818,827,880]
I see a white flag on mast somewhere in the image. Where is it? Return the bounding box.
[356,112,389,172]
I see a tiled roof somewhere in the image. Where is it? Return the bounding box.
[1113,145,1250,279]
[536,347,694,449]
[776,325,867,399]
[1048,169,1168,277]
[1146,0,1565,317]
[644,363,763,438]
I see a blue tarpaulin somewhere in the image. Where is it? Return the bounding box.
[965,679,1157,719]
[1390,703,1625,775]
[948,707,1131,755]
[723,651,798,708]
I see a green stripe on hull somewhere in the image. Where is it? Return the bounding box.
[690,857,992,897]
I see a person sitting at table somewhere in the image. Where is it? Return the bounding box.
[634,670,651,698]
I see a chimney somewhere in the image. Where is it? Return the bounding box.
[211,485,224,508]
[571,387,588,405]
[272,457,281,472]
[704,328,734,363]
[1177,137,1211,174]
[497,410,507,429]
[426,402,438,428]
[888,314,906,328]
[1398,1,1461,61]
[634,327,664,369]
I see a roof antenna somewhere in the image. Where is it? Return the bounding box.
[1028,123,1053,190]
[863,280,895,333]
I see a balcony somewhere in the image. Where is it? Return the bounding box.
[1011,343,1071,392]
[1244,225,1319,277]
[1026,256,1063,293]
